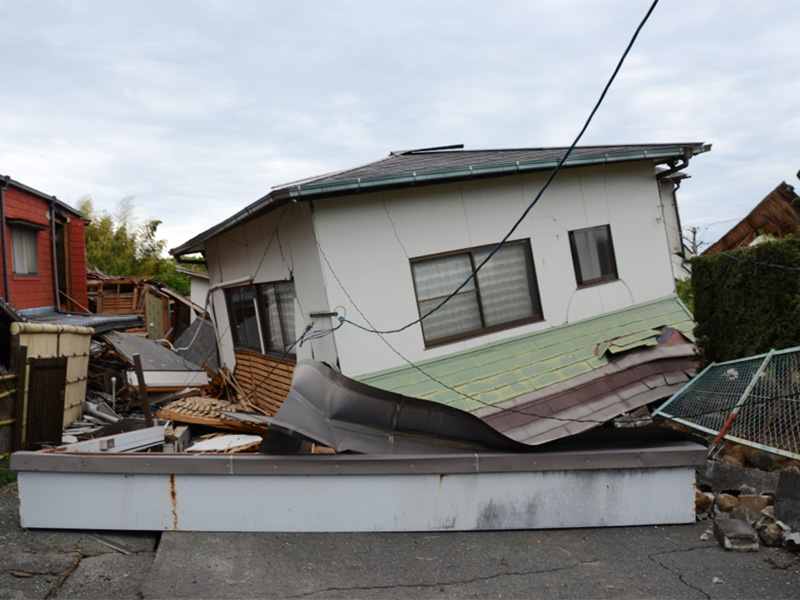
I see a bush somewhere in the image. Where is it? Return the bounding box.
[692,234,800,363]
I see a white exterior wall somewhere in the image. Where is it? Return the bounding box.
[311,162,678,377]
[204,203,337,370]
[188,275,209,322]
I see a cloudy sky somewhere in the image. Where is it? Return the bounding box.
[0,0,797,254]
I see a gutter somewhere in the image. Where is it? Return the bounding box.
[0,176,9,302]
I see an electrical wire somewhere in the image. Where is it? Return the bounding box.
[338,0,660,337]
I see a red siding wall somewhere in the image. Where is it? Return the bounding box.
[0,186,88,312]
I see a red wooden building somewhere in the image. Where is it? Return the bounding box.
[0,175,89,312]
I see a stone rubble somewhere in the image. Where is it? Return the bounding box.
[695,446,800,554]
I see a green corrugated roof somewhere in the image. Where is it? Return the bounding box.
[356,295,695,412]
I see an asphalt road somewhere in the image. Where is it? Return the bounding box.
[2,482,799,599]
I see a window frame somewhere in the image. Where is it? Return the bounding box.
[224,280,297,357]
[10,225,40,276]
[569,224,619,288]
[410,239,543,348]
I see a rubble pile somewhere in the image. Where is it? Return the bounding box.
[696,442,800,553]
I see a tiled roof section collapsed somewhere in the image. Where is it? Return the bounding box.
[358,295,697,445]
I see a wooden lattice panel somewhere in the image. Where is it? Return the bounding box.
[233,350,295,415]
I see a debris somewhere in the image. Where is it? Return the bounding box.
[157,397,270,435]
[759,522,785,547]
[695,491,714,517]
[715,493,739,513]
[712,576,723,584]
[783,530,800,552]
[186,434,263,453]
[730,505,761,527]
[713,518,760,552]
[701,460,779,495]
[738,494,771,514]
[58,422,166,453]
[774,469,800,531]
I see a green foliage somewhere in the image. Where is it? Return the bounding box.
[676,278,694,314]
[78,196,190,296]
[0,455,16,486]
[692,234,800,363]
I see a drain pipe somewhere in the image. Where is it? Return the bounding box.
[0,176,9,302]
[49,197,61,310]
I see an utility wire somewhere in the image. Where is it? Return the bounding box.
[338,0,660,337]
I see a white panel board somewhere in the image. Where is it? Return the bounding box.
[17,467,695,532]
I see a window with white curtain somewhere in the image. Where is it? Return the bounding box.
[11,226,38,275]
[257,280,296,353]
[569,225,618,287]
[411,240,542,346]
[225,280,296,355]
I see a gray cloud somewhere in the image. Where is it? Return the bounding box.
[0,0,797,253]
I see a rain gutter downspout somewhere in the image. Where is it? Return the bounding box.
[655,159,690,280]
[49,197,61,311]
[0,176,9,302]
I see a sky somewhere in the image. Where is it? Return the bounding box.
[0,0,798,256]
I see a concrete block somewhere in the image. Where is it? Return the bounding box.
[774,470,800,531]
[701,461,779,495]
[730,506,759,527]
[713,518,760,552]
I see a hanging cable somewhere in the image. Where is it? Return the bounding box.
[338,0,660,337]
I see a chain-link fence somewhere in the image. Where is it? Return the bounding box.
[653,347,800,460]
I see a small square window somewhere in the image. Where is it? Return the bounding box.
[11,227,39,275]
[569,225,618,287]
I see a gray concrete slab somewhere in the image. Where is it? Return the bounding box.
[142,524,800,600]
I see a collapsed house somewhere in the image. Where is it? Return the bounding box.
[8,144,722,532]
[170,143,710,439]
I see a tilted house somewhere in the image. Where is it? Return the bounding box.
[172,143,710,443]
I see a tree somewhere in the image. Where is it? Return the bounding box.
[78,196,190,296]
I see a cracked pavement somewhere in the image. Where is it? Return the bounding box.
[3,481,800,599]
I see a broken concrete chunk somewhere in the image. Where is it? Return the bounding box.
[747,451,777,472]
[730,506,760,527]
[774,469,800,532]
[738,494,771,514]
[716,493,739,513]
[702,461,779,495]
[783,530,800,552]
[759,522,784,547]
[713,518,760,552]
[695,491,714,515]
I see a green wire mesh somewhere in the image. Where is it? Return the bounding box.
[654,348,800,460]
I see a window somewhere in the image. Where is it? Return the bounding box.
[225,280,296,355]
[569,225,618,287]
[257,281,296,353]
[10,226,38,275]
[226,285,261,352]
[411,240,543,346]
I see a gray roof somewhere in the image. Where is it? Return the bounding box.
[21,309,144,334]
[171,143,710,257]
[1,174,85,219]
